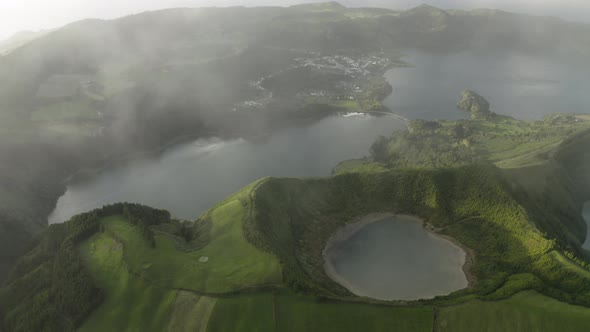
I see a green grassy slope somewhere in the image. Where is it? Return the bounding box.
[78,231,177,332]
[438,291,590,332]
[3,163,590,331]
[0,203,174,331]
[207,293,275,332]
[274,293,433,332]
[207,292,434,332]
[6,127,590,331]
[338,110,590,253]
[3,0,590,292]
[368,113,590,170]
[503,162,587,252]
[551,251,590,280]
[247,164,590,305]
[167,292,217,332]
[100,183,281,294]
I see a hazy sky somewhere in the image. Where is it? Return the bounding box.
[1,0,589,40]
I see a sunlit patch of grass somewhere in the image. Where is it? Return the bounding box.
[100,181,282,294]
[78,232,177,332]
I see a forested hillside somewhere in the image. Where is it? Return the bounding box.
[1,0,590,299]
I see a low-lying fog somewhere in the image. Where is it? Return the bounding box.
[3,0,590,41]
[50,51,590,223]
[49,114,404,223]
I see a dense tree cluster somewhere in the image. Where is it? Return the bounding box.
[0,212,102,332]
[246,164,590,306]
[0,203,170,332]
[368,92,590,172]
[121,203,170,248]
[370,130,474,168]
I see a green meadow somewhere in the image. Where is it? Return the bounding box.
[438,291,590,332]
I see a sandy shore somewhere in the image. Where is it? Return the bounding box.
[424,222,476,287]
[322,213,476,300]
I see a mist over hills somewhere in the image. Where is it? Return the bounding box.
[2,2,590,331]
[3,0,590,41]
[1,2,590,280]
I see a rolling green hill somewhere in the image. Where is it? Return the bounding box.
[353,92,590,171]
[3,2,590,331]
[5,91,590,331]
[78,230,177,332]
[437,290,590,332]
[248,165,590,304]
[2,1,590,283]
[4,151,590,330]
[4,87,590,332]
[335,92,590,254]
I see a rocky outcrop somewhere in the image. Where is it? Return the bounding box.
[458,90,494,119]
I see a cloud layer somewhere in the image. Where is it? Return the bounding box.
[1,0,588,40]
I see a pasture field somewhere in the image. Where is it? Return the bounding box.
[167,292,217,332]
[208,292,434,332]
[437,291,590,332]
[78,232,177,332]
[99,181,282,293]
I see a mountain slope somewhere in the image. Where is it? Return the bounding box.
[1,0,590,289]
[0,30,48,56]
[4,159,590,331]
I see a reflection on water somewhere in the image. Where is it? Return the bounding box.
[50,51,590,224]
[383,51,590,121]
[49,114,404,223]
[325,216,467,301]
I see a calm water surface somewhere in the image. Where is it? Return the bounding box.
[50,51,590,224]
[383,51,590,120]
[324,216,467,301]
[49,114,404,223]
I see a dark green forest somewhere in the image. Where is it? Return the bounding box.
[0,203,170,332]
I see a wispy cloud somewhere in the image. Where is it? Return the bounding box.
[1,0,588,40]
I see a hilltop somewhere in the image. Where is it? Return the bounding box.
[337,92,590,171]
[4,88,590,330]
[4,135,590,330]
[1,4,590,330]
[290,1,347,11]
[0,4,589,265]
[0,30,48,55]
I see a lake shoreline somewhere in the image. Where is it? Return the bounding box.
[423,222,477,288]
[46,57,406,225]
[322,212,474,301]
[48,113,406,224]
